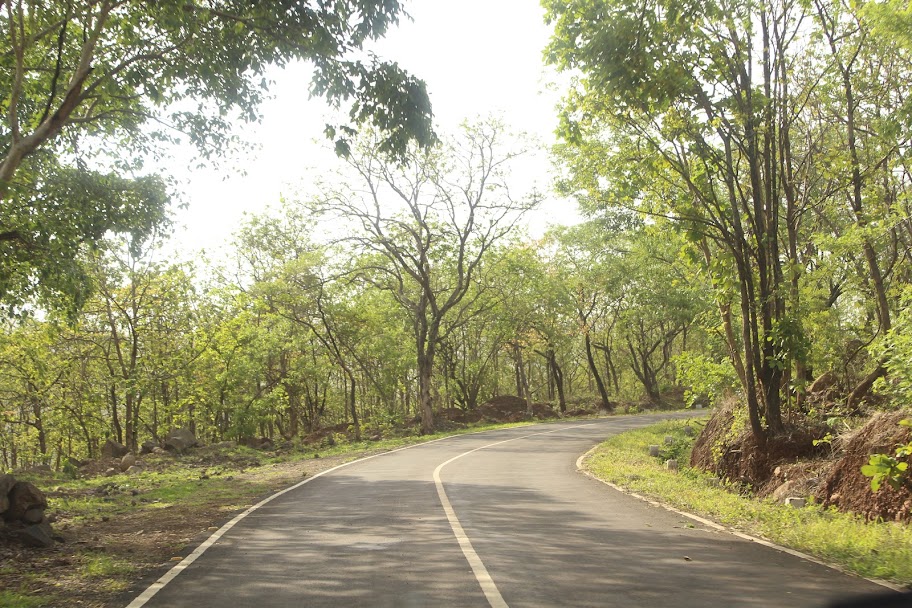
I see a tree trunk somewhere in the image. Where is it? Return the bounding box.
[417,352,435,434]
[513,343,534,418]
[585,332,612,411]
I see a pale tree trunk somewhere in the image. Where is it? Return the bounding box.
[512,342,533,418]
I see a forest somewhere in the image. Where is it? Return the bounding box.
[1,0,911,484]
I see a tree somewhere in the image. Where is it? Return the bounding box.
[317,121,540,434]
[1,0,434,311]
[546,0,816,437]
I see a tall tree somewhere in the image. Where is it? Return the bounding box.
[1,0,434,311]
[318,121,540,433]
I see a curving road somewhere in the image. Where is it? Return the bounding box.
[127,413,892,607]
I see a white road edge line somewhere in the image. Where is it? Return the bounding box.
[575,446,906,593]
[433,423,597,608]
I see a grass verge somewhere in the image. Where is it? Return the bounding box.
[584,418,912,585]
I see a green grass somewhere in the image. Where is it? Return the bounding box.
[82,554,136,578]
[42,417,551,524]
[0,590,52,608]
[585,419,912,585]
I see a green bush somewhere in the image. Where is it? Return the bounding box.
[674,352,739,408]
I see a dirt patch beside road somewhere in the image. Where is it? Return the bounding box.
[0,450,380,607]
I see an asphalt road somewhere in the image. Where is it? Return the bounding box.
[128,413,894,607]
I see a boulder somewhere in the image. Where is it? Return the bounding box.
[23,508,45,524]
[0,473,16,515]
[771,480,797,502]
[164,428,198,452]
[664,435,675,445]
[140,441,157,455]
[786,497,807,508]
[17,522,55,548]
[665,459,679,472]
[648,445,660,457]
[4,482,47,522]
[120,453,136,472]
[101,439,129,459]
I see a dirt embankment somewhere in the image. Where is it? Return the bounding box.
[691,404,912,522]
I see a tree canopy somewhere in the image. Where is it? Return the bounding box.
[1,0,435,312]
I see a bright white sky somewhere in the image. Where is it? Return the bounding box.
[167,0,575,260]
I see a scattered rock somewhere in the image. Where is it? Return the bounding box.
[120,452,136,472]
[140,441,158,455]
[0,473,16,514]
[664,435,675,445]
[164,428,198,452]
[104,468,117,477]
[22,508,45,524]
[152,447,166,455]
[786,497,807,508]
[665,459,679,472]
[774,466,783,478]
[17,522,55,548]
[101,439,129,459]
[4,482,47,522]
[682,426,696,437]
[648,445,660,457]
[771,481,797,502]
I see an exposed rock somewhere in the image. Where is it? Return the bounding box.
[164,428,198,452]
[786,497,807,508]
[104,468,117,477]
[140,441,158,455]
[0,473,16,514]
[665,459,679,471]
[17,522,56,548]
[4,482,47,522]
[152,447,166,455]
[23,508,45,524]
[120,452,136,472]
[664,435,675,445]
[101,439,129,459]
[771,480,797,502]
[648,445,660,457]
[683,426,696,437]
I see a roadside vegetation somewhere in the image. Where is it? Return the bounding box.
[585,419,912,586]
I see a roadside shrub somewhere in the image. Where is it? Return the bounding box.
[674,352,739,408]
